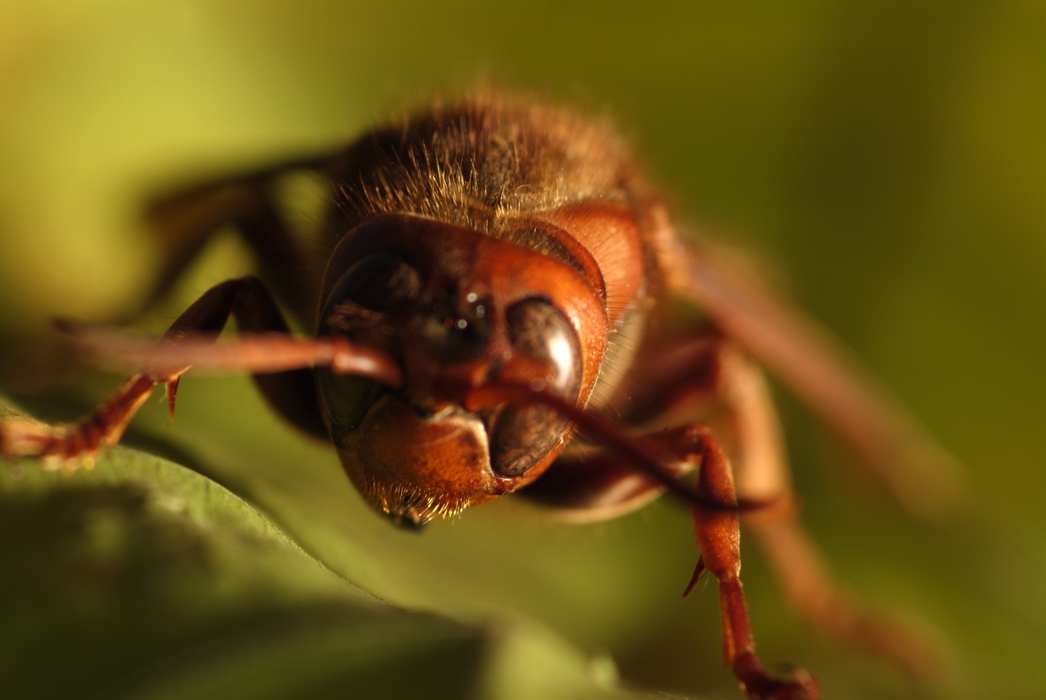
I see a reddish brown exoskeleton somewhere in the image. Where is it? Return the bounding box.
[0,93,960,699]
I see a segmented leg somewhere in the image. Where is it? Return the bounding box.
[667,237,963,518]
[508,335,942,693]
[141,159,326,322]
[159,276,329,440]
[0,372,162,471]
[685,424,819,700]
[467,382,815,699]
[717,347,943,679]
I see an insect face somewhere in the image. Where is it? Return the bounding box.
[315,212,606,526]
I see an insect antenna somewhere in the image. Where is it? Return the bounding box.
[464,381,785,517]
[54,320,403,387]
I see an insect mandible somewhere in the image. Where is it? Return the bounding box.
[0,93,960,700]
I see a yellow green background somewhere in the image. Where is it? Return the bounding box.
[1,2,1044,698]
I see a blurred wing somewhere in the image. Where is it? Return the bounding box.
[668,240,963,518]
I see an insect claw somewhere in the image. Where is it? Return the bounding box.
[166,377,180,421]
[683,555,707,599]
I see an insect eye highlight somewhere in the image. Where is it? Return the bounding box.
[506,298,582,398]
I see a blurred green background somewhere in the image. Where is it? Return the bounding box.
[2,2,1045,698]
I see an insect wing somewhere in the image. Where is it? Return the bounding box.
[668,237,963,518]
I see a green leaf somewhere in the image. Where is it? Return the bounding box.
[0,404,644,700]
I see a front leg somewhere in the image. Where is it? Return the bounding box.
[141,158,327,321]
[527,420,816,700]
[517,339,941,694]
[666,237,962,517]
[686,425,819,700]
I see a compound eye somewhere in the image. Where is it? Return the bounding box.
[506,298,582,397]
[490,298,583,478]
[329,252,420,312]
[318,252,419,441]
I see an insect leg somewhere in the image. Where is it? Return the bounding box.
[514,335,940,682]
[162,275,329,440]
[640,338,943,678]
[142,163,324,320]
[512,432,696,522]
[666,236,963,518]
[523,415,817,698]
[720,351,944,679]
[685,425,820,700]
[515,331,731,521]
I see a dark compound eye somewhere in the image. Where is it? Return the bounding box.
[506,298,582,397]
[318,370,381,441]
[490,298,583,478]
[329,251,420,312]
[318,252,418,441]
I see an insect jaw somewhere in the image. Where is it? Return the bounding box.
[330,393,524,526]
